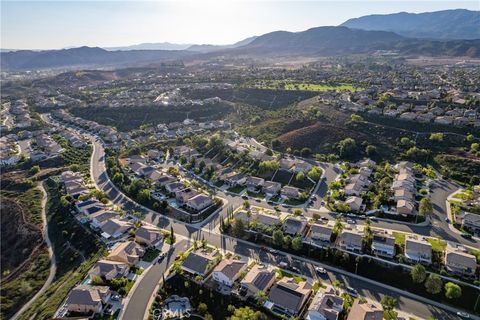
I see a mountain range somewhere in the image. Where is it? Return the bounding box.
[2,9,479,71]
[341,9,480,40]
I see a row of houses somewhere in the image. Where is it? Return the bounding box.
[181,246,386,320]
[236,208,478,278]
[392,162,418,216]
[126,154,215,213]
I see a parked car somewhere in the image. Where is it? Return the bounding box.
[457,311,470,319]
[241,195,248,200]
[269,248,278,254]
[291,266,300,273]
[279,262,288,268]
[461,233,473,239]
[346,287,358,297]
[347,219,356,224]
[315,266,327,274]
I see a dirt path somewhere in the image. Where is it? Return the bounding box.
[11,182,57,320]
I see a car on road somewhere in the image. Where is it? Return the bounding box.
[456,311,470,318]
[461,233,473,239]
[291,266,300,273]
[346,287,358,297]
[347,219,356,224]
[267,201,274,205]
[241,195,248,200]
[279,261,288,268]
[268,248,278,254]
[444,217,450,223]
[315,266,327,274]
[282,204,291,208]
[320,217,329,221]
[255,199,261,202]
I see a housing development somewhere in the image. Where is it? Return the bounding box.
[1,5,480,320]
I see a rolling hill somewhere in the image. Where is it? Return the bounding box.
[341,9,480,40]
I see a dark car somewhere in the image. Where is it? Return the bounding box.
[241,195,249,200]
[461,233,472,239]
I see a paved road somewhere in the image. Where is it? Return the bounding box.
[121,240,188,320]
[46,115,479,320]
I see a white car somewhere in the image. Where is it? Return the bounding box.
[315,267,327,274]
[456,312,470,319]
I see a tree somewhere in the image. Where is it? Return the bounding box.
[296,171,305,181]
[350,114,363,122]
[466,133,475,142]
[400,137,414,147]
[243,201,250,209]
[197,302,208,315]
[471,143,479,152]
[292,236,303,251]
[254,290,267,305]
[272,230,284,247]
[137,189,151,203]
[293,208,302,216]
[300,147,312,157]
[411,264,427,283]
[170,225,175,243]
[228,306,267,320]
[429,133,444,141]
[419,198,433,218]
[259,160,279,173]
[381,295,397,312]
[444,282,462,299]
[425,274,442,294]
[29,165,40,174]
[60,195,72,208]
[365,145,376,157]
[283,235,292,249]
[338,138,357,158]
[233,219,246,238]
[307,166,322,180]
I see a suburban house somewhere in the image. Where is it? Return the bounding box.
[293,160,312,173]
[181,248,219,277]
[444,245,477,277]
[89,260,129,281]
[346,300,384,320]
[76,199,104,215]
[223,172,246,187]
[309,222,333,244]
[175,188,200,204]
[212,259,247,287]
[107,241,145,265]
[156,175,176,187]
[281,186,300,199]
[345,196,363,212]
[280,158,296,170]
[147,149,163,160]
[252,211,282,227]
[240,264,276,298]
[165,182,185,195]
[263,181,282,197]
[99,218,133,239]
[396,199,416,216]
[89,211,118,229]
[371,231,396,258]
[394,189,414,202]
[344,181,363,197]
[463,213,480,234]
[135,225,164,248]
[185,194,214,212]
[306,286,344,320]
[283,216,308,236]
[405,236,432,264]
[246,176,265,193]
[338,228,364,253]
[128,154,147,165]
[266,278,312,317]
[65,285,111,315]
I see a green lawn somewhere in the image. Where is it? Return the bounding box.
[427,238,447,253]
[393,232,405,246]
[142,248,160,262]
[252,80,361,92]
[227,185,246,194]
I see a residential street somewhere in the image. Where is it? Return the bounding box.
[44,114,480,320]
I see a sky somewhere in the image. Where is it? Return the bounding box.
[1,0,479,49]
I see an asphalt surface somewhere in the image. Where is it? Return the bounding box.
[121,240,188,320]
[46,114,479,320]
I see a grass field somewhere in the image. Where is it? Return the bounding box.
[253,80,361,92]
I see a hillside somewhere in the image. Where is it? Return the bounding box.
[0,46,194,71]
[229,26,480,57]
[341,9,480,40]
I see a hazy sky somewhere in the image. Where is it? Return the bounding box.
[1,0,479,49]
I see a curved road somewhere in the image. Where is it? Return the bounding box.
[11,182,57,320]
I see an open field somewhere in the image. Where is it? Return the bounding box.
[251,80,362,92]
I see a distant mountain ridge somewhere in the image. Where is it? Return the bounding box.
[0,46,194,70]
[104,42,193,51]
[341,9,480,40]
[186,36,258,53]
